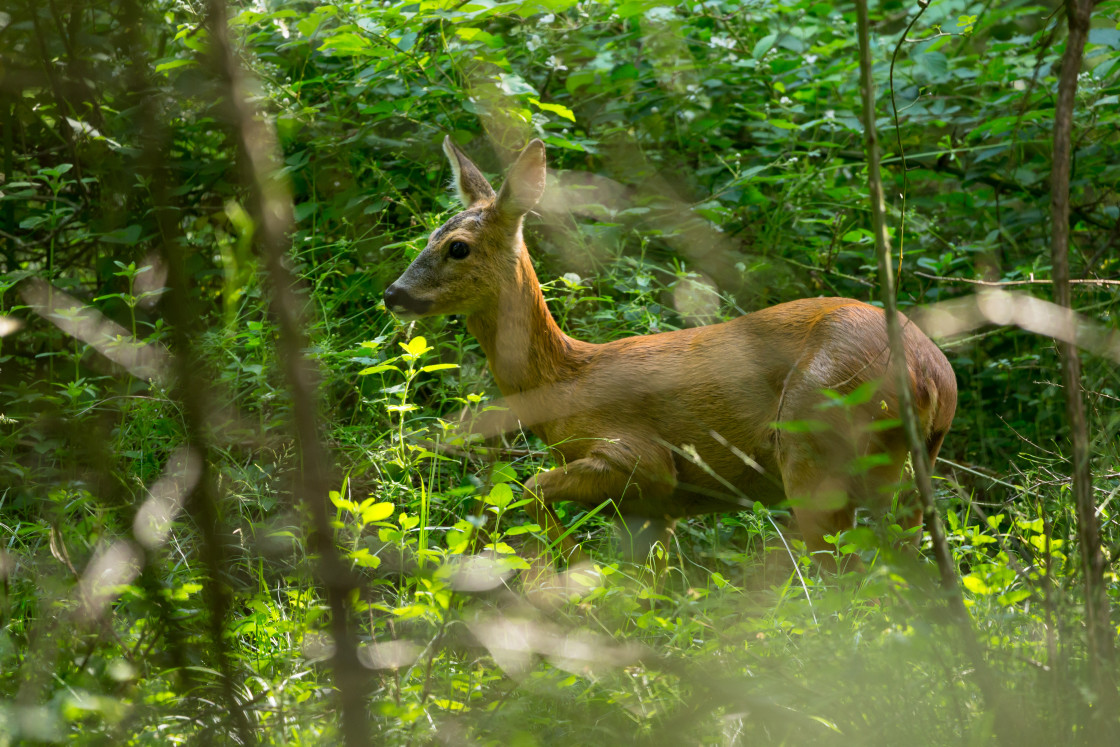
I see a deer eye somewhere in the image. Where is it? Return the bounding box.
[448,241,471,260]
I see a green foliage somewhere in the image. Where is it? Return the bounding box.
[1,0,1119,743]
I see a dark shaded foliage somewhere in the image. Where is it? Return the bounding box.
[1,0,1118,743]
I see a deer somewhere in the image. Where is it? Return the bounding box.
[383,137,957,573]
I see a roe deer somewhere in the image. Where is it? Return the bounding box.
[384,137,957,570]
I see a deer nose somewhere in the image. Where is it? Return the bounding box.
[383,283,431,316]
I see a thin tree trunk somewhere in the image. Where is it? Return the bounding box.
[854,0,959,616]
[1049,0,1116,728]
[853,1,1019,742]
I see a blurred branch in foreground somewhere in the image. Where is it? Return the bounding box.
[202,0,369,743]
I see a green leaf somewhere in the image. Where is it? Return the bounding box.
[360,501,395,523]
[530,98,576,122]
[319,32,384,57]
[767,118,800,130]
[997,589,1031,606]
[419,363,458,373]
[491,462,517,483]
[542,135,588,151]
[1028,534,1063,553]
[485,483,513,508]
[752,33,776,60]
[1088,28,1120,49]
[396,31,417,51]
[497,73,537,97]
[496,555,531,571]
[431,698,467,712]
[359,364,400,376]
[913,51,949,80]
[154,59,196,73]
[349,547,382,569]
[836,379,880,407]
[330,491,359,513]
[379,527,403,543]
[47,163,72,176]
[296,7,335,37]
[616,0,659,18]
[296,15,325,37]
[391,604,428,619]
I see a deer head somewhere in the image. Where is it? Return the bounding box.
[383,137,547,320]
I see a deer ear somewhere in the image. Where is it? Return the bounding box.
[443,136,496,207]
[494,139,547,220]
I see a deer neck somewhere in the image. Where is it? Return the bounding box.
[466,244,578,398]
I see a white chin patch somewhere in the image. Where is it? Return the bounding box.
[389,307,421,322]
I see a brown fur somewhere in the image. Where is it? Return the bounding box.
[385,138,958,567]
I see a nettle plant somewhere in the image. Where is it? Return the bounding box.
[343,335,545,585]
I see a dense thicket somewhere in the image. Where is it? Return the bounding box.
[1,0,1118,743]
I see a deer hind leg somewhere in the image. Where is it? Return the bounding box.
[886,427,950,551]
[781,416,923,572]
[775,400,856,570]
[782,465,858,573]
[779,406,905,571]
[852,423,927,552]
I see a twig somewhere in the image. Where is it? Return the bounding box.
[915,271,1120,287]
[888,0,931,287]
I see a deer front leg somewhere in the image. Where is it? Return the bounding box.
[520,487,583,563]
[523,445,677,564]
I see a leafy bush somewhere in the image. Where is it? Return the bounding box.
[1,0,1118,743]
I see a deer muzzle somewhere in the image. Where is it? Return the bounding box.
[383,282,432,318]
